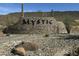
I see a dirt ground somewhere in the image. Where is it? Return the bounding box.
[0,34,78,56]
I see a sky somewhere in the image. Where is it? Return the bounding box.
[1,3,79,15]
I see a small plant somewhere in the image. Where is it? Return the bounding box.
[44,34,49,37]
[63,16,75,34]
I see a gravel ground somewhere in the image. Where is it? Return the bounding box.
[0,34,79,56]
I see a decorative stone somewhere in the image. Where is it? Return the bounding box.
[57,21,67,33]
[3,17,57,34]
[70,26,79,34]
[11,41,38,56]
[14,47,26,56]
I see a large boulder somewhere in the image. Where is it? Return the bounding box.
[57,21,67,33]
[11,41,38,56]
[70,26,79,34]
[3,17,58,34]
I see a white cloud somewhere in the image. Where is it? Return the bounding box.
[25,10,35,12]
[0,6,20,15]
[0,7,9,11]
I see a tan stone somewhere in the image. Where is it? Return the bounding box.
[15,47,26,56]
[74,20,79,23]
[15,42,38,51]
[70,26,79,34]
[57,21,67,33]
[3,17,57,34]
[11,42,38,56]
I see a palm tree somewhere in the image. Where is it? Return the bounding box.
[21,3,24,17]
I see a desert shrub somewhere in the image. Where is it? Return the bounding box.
[63,16,75,34]
[64,47,79,56]
[65,35,79,39]
[44,34,49,37]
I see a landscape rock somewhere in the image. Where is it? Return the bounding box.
[57,21,67,33]
[11,47,26,56]
[11,41,38,56]
[70,26,79,34]
[3,17,58,34]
